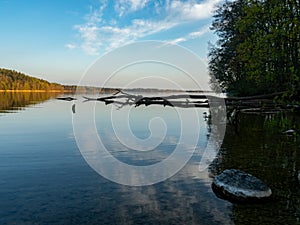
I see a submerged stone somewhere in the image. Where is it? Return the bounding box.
[212,169,272,203]
[282,129,296,135]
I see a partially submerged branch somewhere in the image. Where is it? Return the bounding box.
[82,91,210,108]
[61,90,298,112]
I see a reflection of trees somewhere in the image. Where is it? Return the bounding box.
[209,112,300,224]
[199,102,227,172]
[0,92,61,112]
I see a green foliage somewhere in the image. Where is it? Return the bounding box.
[209,0,300,97]
[264,113,295,132]
[0,68,64,91]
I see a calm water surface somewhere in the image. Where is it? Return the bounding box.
[0,92,300,225]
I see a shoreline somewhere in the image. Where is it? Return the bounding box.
[0,90,73,93]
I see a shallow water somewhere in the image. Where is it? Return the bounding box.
[0,92,299,224]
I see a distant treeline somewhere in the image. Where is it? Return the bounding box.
[209,0,300,97]
[0,68,207,94]
[0,68,64,91]
[0,68,117,93]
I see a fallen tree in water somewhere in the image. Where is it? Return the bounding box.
[82,89,210,109]
[80,89,299,111]
[57,89,299,113]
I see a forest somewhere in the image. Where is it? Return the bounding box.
[0,68,124,93]
[209,0,300,98]
[0,68,64,91]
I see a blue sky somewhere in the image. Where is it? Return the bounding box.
[0,0,221,87]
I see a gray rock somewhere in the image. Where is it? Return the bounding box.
[282,129,296,135]
[212,169,272,203]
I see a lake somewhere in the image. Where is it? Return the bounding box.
[0,92,300,225]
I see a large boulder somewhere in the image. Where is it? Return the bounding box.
[212,169,272,203]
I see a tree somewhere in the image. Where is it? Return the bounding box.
[0,68,64,91]
[209,0,300,97]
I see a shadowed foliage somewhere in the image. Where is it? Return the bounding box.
[209,0,300,97]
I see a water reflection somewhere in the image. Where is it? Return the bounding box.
[1,92,300,224]
[0,93,233,225]
[74,95,218,186]
[209,112,300,224]
[0,92,61,112]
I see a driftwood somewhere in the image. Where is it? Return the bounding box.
[56,97,77,101]
[59,90,298,130]
[82,89,210,109]
[54,89,297,113]
[81,89,292,111]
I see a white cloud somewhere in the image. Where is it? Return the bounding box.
[75,17,177,54]
[74,25,102,55]
[180,25,210,42]
[115,0,150,16]
[167,0,221,20]
[84,1,107,24]
[72,0,222,55]
[168,25,210,45]
[129,0,149,11]
[65,43,77,50]
[169,37,187,45]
